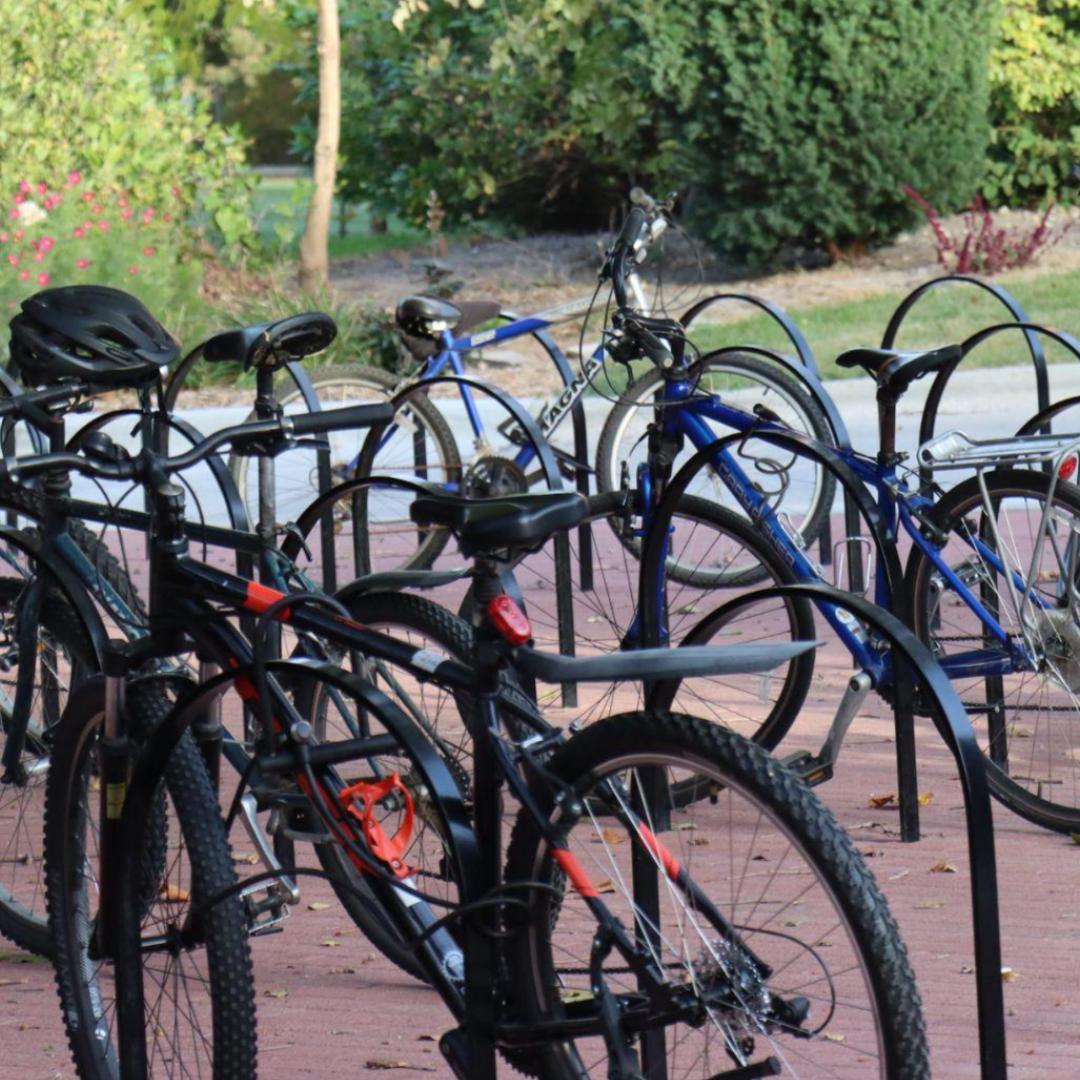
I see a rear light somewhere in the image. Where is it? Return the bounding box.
[1060,454,1078,481]
[487,594,532,646]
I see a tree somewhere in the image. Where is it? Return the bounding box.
[298,0,341,292]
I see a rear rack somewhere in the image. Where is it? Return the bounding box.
[917,429,1080,471]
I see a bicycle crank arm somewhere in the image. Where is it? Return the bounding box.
[238,792,300,906]
[707,1059,780,1080]
[782,670,872,786]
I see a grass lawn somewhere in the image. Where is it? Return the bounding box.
[251,175,425,259]
[688,267,1080,378]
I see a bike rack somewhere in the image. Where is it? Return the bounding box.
[917,322,1080,487]
[355,374,580,707]
[637,428,925,842]
[679,293,863,578]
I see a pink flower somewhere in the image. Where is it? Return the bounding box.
[33,252,45,263]
[97,220,110,231]
[39,235,55,253]
[118,195,129,208]
[6,254,18,267]
[143,246,155,256]
[18,180,29,194]
[13,229,23,241]
[82,192,94,204]
[91,203,103,215]
[66,171,82,187]
[0,232,7,243]
[142,207,156,223]
[7,210,18,220]
[73,227,85,238]
[18,270,30,281]
[163,212,173,223]
[43,195,60,210]
[82,220,93,231]
[171,185,182,198]
[37,272,50,286]
[13,193,25,205]
[36,182,47,195]
[121,208,133,221]
[128,264,139,274]
[75,258,90,270]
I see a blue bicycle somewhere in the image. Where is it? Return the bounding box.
[595,205,1080,833]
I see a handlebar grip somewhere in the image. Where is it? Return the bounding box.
[288,401,396,437]
[615,206,648,252]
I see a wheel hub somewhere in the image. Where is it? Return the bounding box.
[1030,607,1080,693]
[464,455,528,498]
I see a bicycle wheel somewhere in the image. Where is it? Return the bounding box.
[908,468,1080,832]
[45,678,257,1078]
[228,365,461,549]
[504,711,928,1079]
[0,521,144,956]
[596,352,837,572]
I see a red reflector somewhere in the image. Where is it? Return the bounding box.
[487,594,532,645]
[1060,455,1078,481]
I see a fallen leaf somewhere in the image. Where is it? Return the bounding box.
[689,836,710,846]
[823,1032,846,1043]
[365,1060,419,1071]
[320,939,341,948]
[593,879,616,895]
[888,869,910,881]
[915,900,945,910]
[308,901,332,912]
[1001,967,1020,982]
[960,965,974,974]
[930,862,958,874]
[159,883,191,904]
[601,828,625,845]
[1071,834,1080,846]
[329,967,357,975]
[264,988,289,999]
[671,822,696,832]
[233,852,260,866]
[869,793,897,809]
[1008,726,1032,739]
[917,792,934,806]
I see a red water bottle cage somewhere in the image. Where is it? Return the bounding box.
[339,775,415,879]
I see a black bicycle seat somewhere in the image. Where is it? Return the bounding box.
[397,296,502,358]
[202,312,338,370]
[410,490,588,556]
[835,345,961,396]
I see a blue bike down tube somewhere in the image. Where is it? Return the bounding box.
[677,408,886,678]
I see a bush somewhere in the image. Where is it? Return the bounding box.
[0,0,255,255]
[985,0,1080,206]
[676,0,994,258]
[0,173,201,327]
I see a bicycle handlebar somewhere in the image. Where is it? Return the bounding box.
[0,400,394,484]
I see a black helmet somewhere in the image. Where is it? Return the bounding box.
[9,285,180,388]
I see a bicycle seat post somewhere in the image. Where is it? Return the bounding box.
[876,383,903,468]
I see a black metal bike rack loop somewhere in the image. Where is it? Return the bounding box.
[637,427,926,842]
[355,374,579,706]
[678,292,859,573]
[916,322,1080,488]
[675,582,1008,1079]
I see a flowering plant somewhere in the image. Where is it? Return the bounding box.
[0,173,201,327]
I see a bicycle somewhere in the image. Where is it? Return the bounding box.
[27,409,929,1077]
[596,205,1080,833]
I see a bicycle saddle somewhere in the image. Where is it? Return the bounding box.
[835,344,961,396]
[410,489,588,557]
[202,312,337,370]
[396,296,502,357]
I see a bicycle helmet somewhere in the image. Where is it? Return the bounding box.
[9,285,180,388]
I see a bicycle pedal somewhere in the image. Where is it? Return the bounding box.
[438,1027,475,1080]
[779,750,833,788]
[240,882,292,935]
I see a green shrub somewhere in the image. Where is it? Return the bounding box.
[0,174,201,328]
[676,0,994,258]
[985,0,1080,206]
[0,0,256,256]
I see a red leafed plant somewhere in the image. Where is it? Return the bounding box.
[901,185,1071,275]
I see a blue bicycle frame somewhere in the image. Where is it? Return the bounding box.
[647,377,1044,689]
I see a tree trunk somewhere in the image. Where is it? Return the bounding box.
[298,0,340,294]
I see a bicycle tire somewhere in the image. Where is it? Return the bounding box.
[45,678,257,1078]
[504,710,929,1079]
[228,365,461,569]
[907,468,1080,833]
[595,351,837,581]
